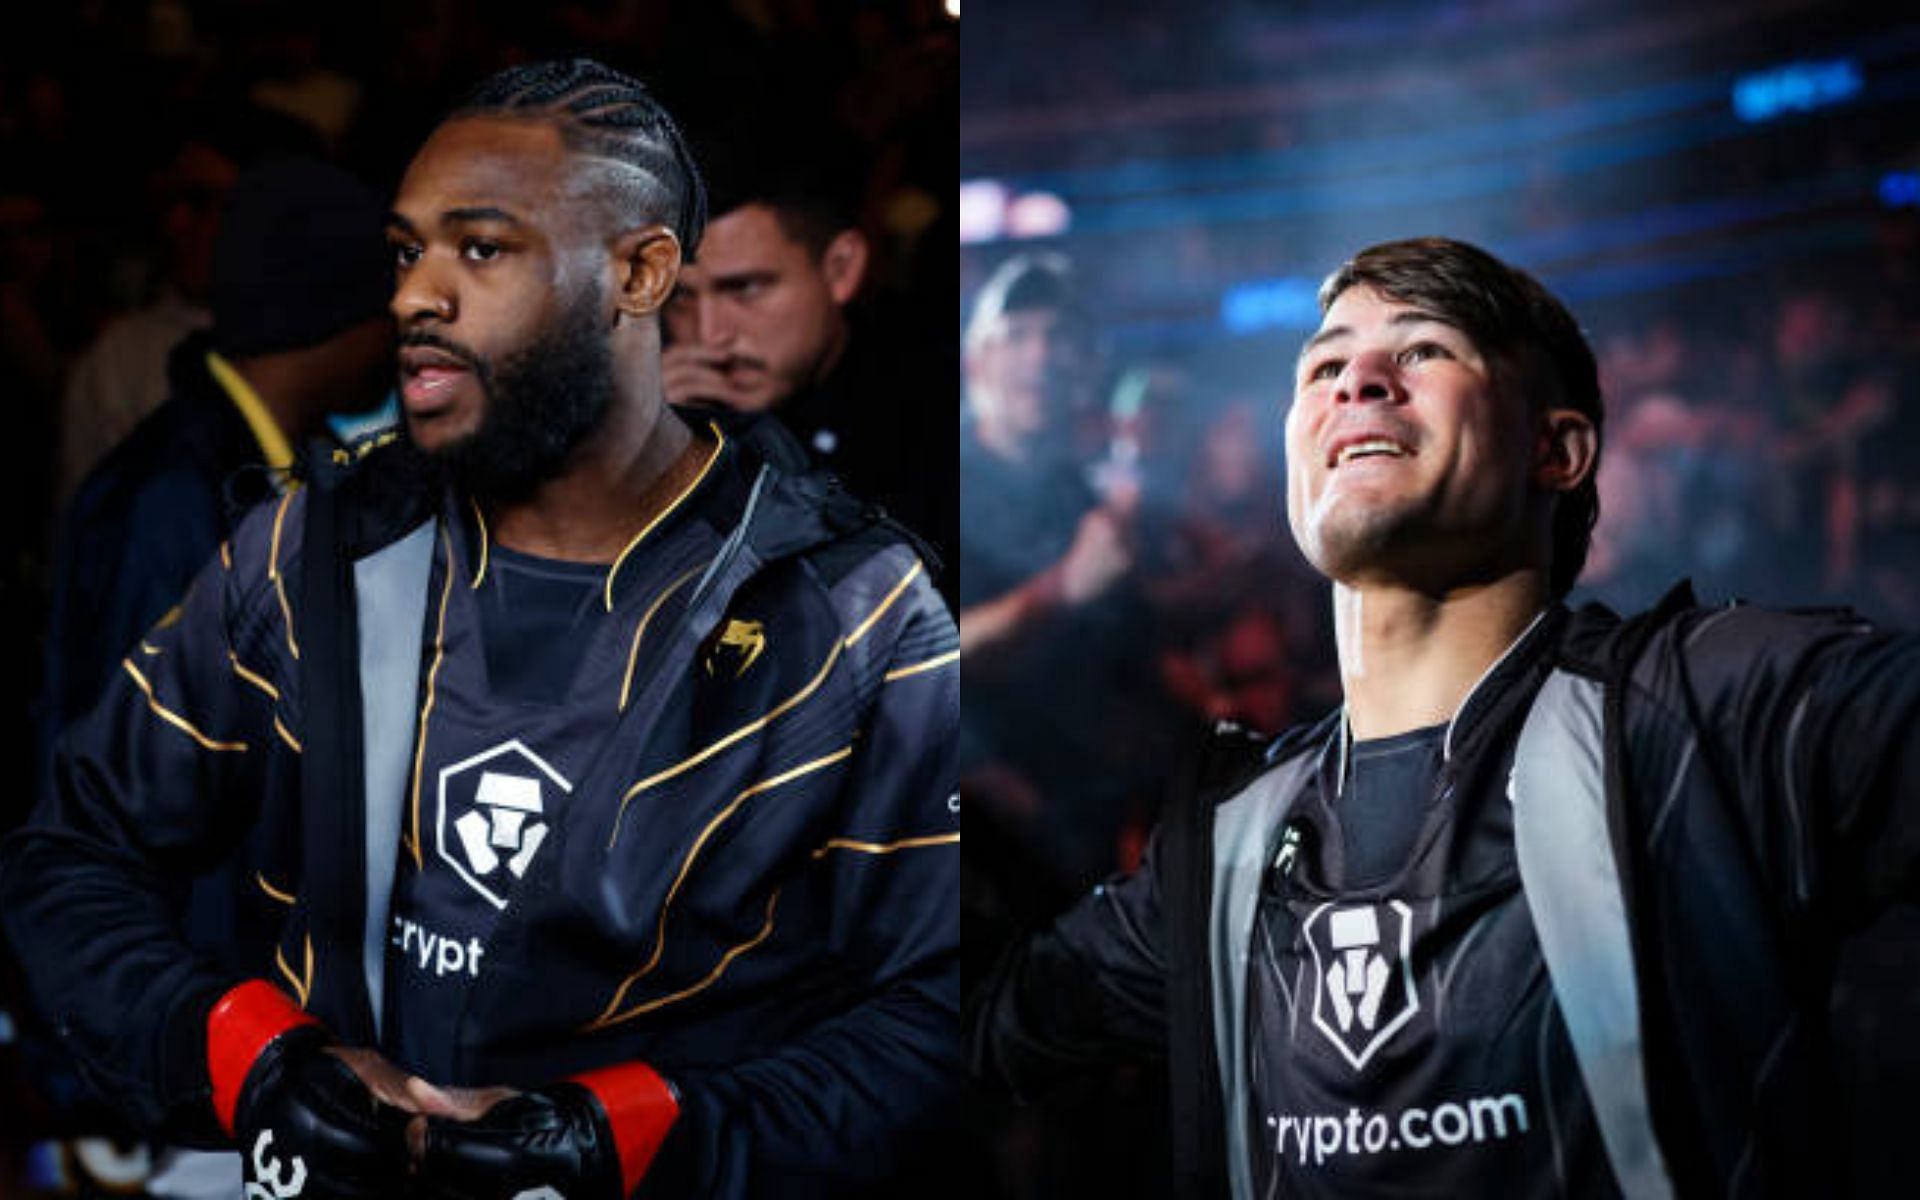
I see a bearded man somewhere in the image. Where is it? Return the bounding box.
[2,59,958,1200]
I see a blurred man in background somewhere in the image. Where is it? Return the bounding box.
[54,136,231,510]
[43,155,394,764]
[54,109,326,514]
[959,252,1172,886]
[664,139,955,593]
[959,249,1184,1200]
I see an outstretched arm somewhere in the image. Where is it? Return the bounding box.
[1668,605,1920,921]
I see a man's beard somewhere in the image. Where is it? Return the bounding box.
[410,285,616,503]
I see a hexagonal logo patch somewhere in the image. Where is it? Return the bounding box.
[435,739,572,910]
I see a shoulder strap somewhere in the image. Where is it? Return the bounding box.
[1510,669,1674,1198]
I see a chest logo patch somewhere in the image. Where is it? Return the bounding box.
[1303,899,1419,1071]
[436,739,574,910]
[705,618,768,678]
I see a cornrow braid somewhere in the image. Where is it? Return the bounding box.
[452,58,708,253]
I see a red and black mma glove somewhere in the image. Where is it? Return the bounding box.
[416,1062,679,1200]
[208,980,413,1198]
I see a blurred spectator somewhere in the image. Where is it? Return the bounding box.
[664,136,957,584]
[1761,287,1886,595]
[43,156,393,757]
[55,103,326,515]
[0,180,64,841]
[0,184,62,521]
[1142,396,1284,619]
[1147,398,1335,733]
[960,249,1177,1200]
[56,137,232,509]
[959,250,1173,887]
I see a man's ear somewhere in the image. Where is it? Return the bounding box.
[1536,408,1599,493]
[820,229,868,306]
[612,225,682,318]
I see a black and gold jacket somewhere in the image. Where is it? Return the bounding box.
[2,414,959,1199]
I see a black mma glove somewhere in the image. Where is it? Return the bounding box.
[417,1063,678,1200]
[208,980,413,1199]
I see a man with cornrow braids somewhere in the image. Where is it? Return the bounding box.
[2,59,958,1199]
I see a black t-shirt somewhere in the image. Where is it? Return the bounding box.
[382,456,733,1080]
[384,547,619,1078]
[1245,723,1620,1198]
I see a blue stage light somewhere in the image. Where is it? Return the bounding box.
[1732,59,1863,123]
[1221,277,1322,334]
[1879,171,1920,208]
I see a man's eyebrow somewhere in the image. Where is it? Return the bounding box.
[1299,323,1349,360]
[1297,309,1463,362]
[442,206,524,227]
[386,207,525,234]
[709,268,777,288]
[1388,309,1459,332]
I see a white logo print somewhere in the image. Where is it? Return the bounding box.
[513,1189,567,1200]
[1303,900,1419,1070]
[437,739,573,909]
[245,1129,307,1199]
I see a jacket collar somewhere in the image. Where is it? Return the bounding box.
[447,418,735,610]
[1322,603,1569,799]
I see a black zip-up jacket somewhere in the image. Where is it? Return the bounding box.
[969,587,1920,1197]
[3,414,960,1198]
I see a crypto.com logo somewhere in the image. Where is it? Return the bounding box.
[436,739,572,910]
[1303,900,1419,1071]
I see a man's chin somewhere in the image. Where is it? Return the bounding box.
[696,375,780,414]
[1300,511,1423,582]
[397,424,525,501]
[722,390,781,415]
[403,411,480,457]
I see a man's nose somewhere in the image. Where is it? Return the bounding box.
[1334,349,1400,404]
[696,295,734,346]
[392,255,454,326]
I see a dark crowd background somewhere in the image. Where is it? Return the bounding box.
[960,1,1920,1197]
[0,1,955,1195]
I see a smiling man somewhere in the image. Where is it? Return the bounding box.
[2,59,958,1200]
[968,237,1920,1197]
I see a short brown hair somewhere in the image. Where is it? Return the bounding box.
[1318,237,1603,597]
